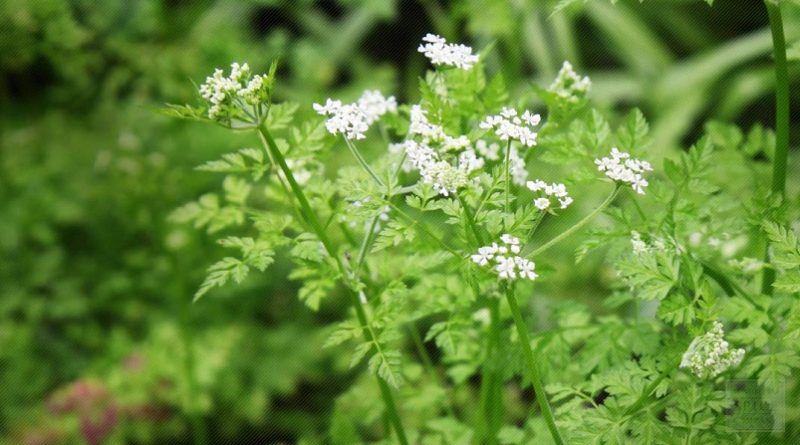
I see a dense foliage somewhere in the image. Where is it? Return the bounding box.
[1,1,799,444]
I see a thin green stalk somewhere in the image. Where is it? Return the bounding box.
[528,184,621,256]
[259,125,409,445]
[383,200,461,257]
[504,140,512,215]
[762,1,790,295]
[481,298,503,445]
[458,195,503,443]
[257,129,305,224]
[505,284,564,445]
[344,137,386,188]
[621,353,684,419]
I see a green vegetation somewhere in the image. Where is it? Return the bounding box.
[1,1,798,444]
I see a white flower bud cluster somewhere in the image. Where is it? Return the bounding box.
[313,90,396,140]
[418,33,479,70]
[398,105,489,196]
[399,140,483,196]
[480,108,542,147]
[526,180,573,210]
[548,61,591,103]
[680,321,745,379]
[471,234,538,281]
[199,63,272,120]
[594,147,653,194]
[631,231,649,255]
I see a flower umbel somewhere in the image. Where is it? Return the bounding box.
[595,147,653,194]
[526,180,573,210]
[417,33,479,70]
[480,108,541,147]
[313,90,397,140]
[399,140,482,196]
[680,321,745,379]
[471,234,538,281]
[198,62,275,122]
[549,61,591,103]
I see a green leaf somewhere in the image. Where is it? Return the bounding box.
[657,294,696,326]
[194,257,249,301]
[368,349,403,388]
[265,102,299,130]
[617,251,680,301]
[773,272,800,293]
[616,108,650,153]
[372,220,415,252]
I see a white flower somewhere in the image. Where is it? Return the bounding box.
[509,147,528,186]
[315,102,370,140]
[199,62,272,120]
[443,135,471,152]
[357,90,397,124]
[534,198,551,210]
[480,107,541,148]
[475,140,501,161]
[549,61,591,103]
[312,98,341,115]
[472,234,537,282]
[314,90,396,140]
[495,257,517,280]
[458,149,485,174]
[595,147,653,194]
[680,321,745,379]
[471,245,497,266]
[526,180,573,211]
[515,257,538,280]
[631,231,649,255]
[418,33,479,70]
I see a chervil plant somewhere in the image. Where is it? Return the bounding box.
[168,11,797,442]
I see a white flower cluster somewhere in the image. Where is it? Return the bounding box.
[631,231,649,255]
[471,234,538,281]
[480,108,541,147]
[313,90,397,140]
[526,180,573,210]
[549,61,591,103]
[199,62,271,120]
[595,148,653,194]
[680,321,745,379]
[418,33,479,70]
[356,90,398,123]
[399,140,483,196]
[398,105,487,196]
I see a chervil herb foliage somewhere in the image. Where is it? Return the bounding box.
[168,17,797,442]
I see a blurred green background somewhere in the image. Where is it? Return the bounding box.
[1,0,798,444]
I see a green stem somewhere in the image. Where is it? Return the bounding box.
[259,125,408,445]
[458,195,503,443]
[479,297,503,445]
[344,137,386,188]
[762,1,790,295]
[527,184,621,256]
[505,284,564,445]
[622,354,683,419]
[504,140,512,216]
[384,200,461,257]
